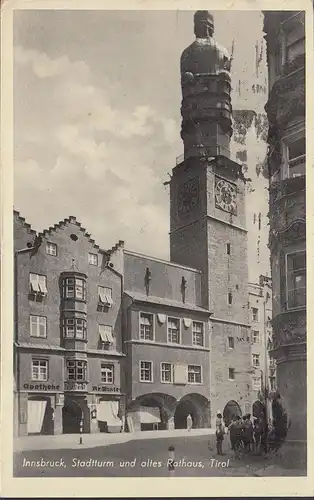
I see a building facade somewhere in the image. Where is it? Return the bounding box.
[249,275,275,420]
[169,11,253,425]
[263,10,306,458]
[14,211,125,436]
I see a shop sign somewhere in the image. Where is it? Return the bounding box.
[92,385,120,393]
[23,383,60,391]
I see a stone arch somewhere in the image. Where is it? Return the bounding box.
[174,393,210,429]
[223,400,242,426]
[62,396,89,434]
[253,400,265,419]
[128,392,177,431]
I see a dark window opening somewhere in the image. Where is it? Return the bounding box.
[228,292,233,305]
[227,243,231,255]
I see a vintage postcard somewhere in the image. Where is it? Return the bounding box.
[1,0,313,497]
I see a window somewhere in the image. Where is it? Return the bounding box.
[30,315,47,338]
[287,137,305,178]
[98,286,113,308]
[140,361,153,382]
[101,363,114,384]
[228,368,235,380]
[252,307,259,322]
[88,253,98,266]
[66,360,87,381]
[192,321,204,346]
[161,362,172,383]
[167,317,180,344]
[286,23,305,63]
[228,292,233,305]
[62,277,86,300]
[228,336,234,349]
[99,324,114,345]
[253,377,261,391]
[252,353,260,368]
[252,330,260,344]
[188,365,202,384]
[46,242,57,256]
[226,243,231,255]
[286,251,306,309]
[63,318,87,339]
[32,359,48,381]
[269,377,276,391]
[29,274,47,296]
[140,313,154,341]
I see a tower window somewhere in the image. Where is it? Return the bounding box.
[228,336,234,349]
[226,243,231,255]
[228,292,233,305]
[228,368,235,380]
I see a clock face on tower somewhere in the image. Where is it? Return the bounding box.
[215,178,237,214]
[178,177,199,215]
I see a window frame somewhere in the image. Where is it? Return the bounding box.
[285,249,306,310]
[46,242,57,256]
[252,330,260,344]
[88,253,98,266]
[66,359,87,381]
[252,376,262,391]
[187,364,202,385]
[228,367,235,380]
[31,359,48,381]
[139,360,153,383]
[63,317,87,340]
[228,336,234,349]
[281,128,305,179]
[139,312,155,342]
[98,285,113,308]
[63,277,87,301]
[252,353,260,368]
[30,315,47,338]
[167,317,181,345]
[98,324,114,347]
[251,307,259,322]
[192,321,204,347]
[100,363,114,384]
[160,362,173,384]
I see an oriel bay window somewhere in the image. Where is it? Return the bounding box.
[63,318,87,339]
[167,317,180,344]
[286,250,306,309]
[62,277,86,300]
[66,359,87,381]
[140,313,154,341]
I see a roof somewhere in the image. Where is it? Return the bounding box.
[125,291,211,314]
[124,249,202,274]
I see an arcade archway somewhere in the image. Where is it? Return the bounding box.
[223,400,242,426]
[174,394,210,429]
[127,393,177,431]
[63,398,83,434]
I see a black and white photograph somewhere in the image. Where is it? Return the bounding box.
[1,0,313,496]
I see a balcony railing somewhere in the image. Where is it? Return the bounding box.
[64,380,88,392]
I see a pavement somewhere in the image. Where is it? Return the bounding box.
[13,430,307,477]
[14,427,216,452]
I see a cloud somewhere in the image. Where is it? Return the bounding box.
[14,45,174,258]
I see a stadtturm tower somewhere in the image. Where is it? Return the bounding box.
[170,11,253,424]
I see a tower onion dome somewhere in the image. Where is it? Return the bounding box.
[181,11,231,79]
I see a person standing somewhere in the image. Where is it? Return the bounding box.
[228,415,237,451]
[186,413,192,431]
[215,412,225,455]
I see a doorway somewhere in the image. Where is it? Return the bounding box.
[62,398,82,434]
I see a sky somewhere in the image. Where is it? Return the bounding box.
[14,9,268,263]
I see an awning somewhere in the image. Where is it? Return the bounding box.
[140,316,151,326]
[99,325,113,343]
[99,289,113,306]
[129,406,161,424]
[97,401,121,425]
[27,400,47,434]
[38,275,47,294]
[30,274,40,293]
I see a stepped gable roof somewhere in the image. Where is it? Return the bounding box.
[13,209,37,236]
[39,215,101,251]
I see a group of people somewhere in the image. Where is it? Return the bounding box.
[215,412,268,458]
